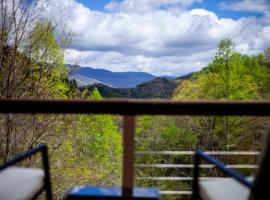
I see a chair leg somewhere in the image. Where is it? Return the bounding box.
[42,146,53,200]
[45,183,53,200]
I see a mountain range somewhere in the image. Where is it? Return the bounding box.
[68,65,193,98]
[69,65,163,88]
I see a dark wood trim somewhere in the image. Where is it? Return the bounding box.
[0,99,270,115]
[122,116,136,197]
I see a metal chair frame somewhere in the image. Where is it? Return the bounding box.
[192,149,254,200]
[0,144,53,200]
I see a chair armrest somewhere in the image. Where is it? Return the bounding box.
[0,144,48,171]
[195,149,254,189]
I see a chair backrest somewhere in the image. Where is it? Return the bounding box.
[249,129,270,199]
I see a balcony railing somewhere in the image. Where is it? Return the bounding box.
[0,99,270,198]
[135,151,259,198]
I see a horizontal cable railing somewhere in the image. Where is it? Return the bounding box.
[160,191,193,195]
[137,177,253,181]
[136,164,258,169]
[136,151,260,155]
[135,151,259,197]
[0,99,269,198]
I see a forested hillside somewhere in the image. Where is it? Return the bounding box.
[85,77,179,98]
[1,1,270,200]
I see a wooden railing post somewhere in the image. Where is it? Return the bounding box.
[122,115,136,198]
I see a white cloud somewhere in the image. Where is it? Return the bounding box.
[43,0,270,76]
[105,0,203,12]
[65,48,213,76]
[220,0,270,14]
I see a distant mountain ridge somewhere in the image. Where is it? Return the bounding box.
[85,77,181,99]
[68,65,194,98]
[69,65,156,88]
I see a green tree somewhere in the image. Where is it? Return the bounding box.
[52,88,122,194]
[0,19,70,163]
[173,39,269,151]
[264,48,270,68]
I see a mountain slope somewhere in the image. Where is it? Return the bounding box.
[85,77,179,99]
[69,65,156,88]
[71,74,103,87]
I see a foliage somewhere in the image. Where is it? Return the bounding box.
[48,88,122,198]
[174,39,267,101]
[172,39,270,151]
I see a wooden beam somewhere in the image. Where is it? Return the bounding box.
[122,116,136,197]
[0,99,270,115]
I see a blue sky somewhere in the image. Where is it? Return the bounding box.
[77,0,120,10]
[190,0,263,19]
[78,0,263,19]
[47,0,270,76]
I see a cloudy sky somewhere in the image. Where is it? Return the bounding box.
[46,0,270,76]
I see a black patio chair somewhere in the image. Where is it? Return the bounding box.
[0,144,52,200]
[192,131,270,200]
